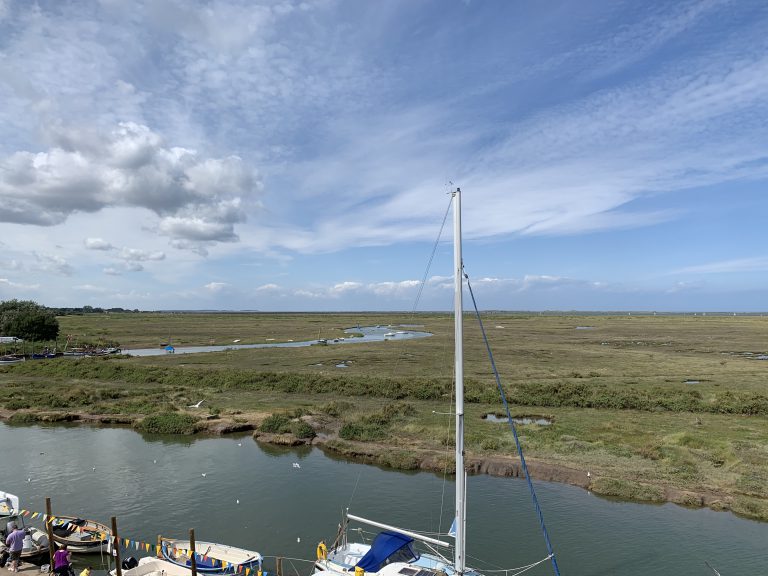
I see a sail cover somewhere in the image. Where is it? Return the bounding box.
[357,531,418,571]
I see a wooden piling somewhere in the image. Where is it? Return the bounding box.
[276,557,283,576]
[44,498,55,571]
[111,517,122,576]
[189,529,197,576]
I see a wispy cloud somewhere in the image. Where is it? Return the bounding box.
[675,257,768,274]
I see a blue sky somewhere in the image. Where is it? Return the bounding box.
[1,0,767,312]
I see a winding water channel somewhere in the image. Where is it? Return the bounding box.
[124,326,432,357]
[0,423,764,575]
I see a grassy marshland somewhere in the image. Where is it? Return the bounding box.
[1,312,767,520]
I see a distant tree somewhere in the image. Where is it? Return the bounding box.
[0,299,60,341]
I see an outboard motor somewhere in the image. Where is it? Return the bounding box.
[22,531,33,551]
[122,557,139,570]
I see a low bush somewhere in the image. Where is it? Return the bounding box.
[137,412,198,434]
[260,413,291,433]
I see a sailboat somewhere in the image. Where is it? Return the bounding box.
[313,189,560,576]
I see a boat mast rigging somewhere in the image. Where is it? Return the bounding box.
[452,187,466,576]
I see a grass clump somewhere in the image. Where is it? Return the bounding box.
[260,413,292,433]
[291,421,316,439]
[591,477,665,502]
[137,412,198,434]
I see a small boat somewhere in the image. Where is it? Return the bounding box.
[313,189,561,576]
[1,491,51,565]
[112,556,192,576]
[51,516,111,553]
[160,536,263,575]
[0,355,25,365]
[383,332,396,337]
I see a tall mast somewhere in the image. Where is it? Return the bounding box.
[453,188,465,575]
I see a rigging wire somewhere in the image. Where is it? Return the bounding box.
[464,270,562,576]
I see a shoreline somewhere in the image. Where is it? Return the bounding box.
[1,408,762,523]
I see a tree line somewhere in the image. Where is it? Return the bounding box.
[0,300,139,342]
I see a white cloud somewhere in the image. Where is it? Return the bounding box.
[675,257,768,274]
[84,238,115,251]
[0,122,260,248]
[31,253,73,276]
[118,248,166,262]
[204,281,230,293]
[0,278,39,290]
[73,284,109,293]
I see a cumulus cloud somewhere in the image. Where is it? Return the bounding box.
[118,248,166,262]
[0,123,260,249]
[84,238,115,251]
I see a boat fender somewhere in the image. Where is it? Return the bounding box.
[316,541,327,561]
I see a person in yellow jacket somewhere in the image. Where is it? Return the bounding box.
[80,568,92,576]
[316,540,328,561]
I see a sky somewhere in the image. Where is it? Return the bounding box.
[1,0,767,312]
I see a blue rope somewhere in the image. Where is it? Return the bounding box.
[465,272,562,576]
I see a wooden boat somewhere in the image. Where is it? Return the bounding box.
[51,516,111,553]
[159,536,263,575]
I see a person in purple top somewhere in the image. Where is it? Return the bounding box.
[53,543,72,576]
[4,522,25,572]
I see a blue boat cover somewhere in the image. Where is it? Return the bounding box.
[357,531,417,572]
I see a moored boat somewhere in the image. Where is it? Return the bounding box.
[0,491,51,565]
[111,556,192,576]
[159,536,263,575]
[51,516,111,553]
[313,189,561,576]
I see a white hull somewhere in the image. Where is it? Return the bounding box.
[112,557,192,576]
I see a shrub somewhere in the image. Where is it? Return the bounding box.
[137,412,198,434]
[319,401,353,417]
[260,413,291,433]
[291,421,316,439]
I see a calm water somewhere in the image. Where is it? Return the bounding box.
[0,423,764,575]
[125,326,431,357]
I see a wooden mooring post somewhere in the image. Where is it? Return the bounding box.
[44,498,55,571]
[276,557,283,576]
[189,529,198,576]
[112,517,122,576]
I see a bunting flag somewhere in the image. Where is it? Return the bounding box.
[0,506,258,573]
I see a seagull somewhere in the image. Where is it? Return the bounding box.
[201,473,207,477]
[188,400,204,408]
[153,459,157,464]
[237,443,242,447]
[93,467,96,471]
[27,478,31,482]
[292,463,301,469]
[236,499,240,504]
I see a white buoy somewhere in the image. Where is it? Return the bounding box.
[297,537,301,543]
[236,500,240,504]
